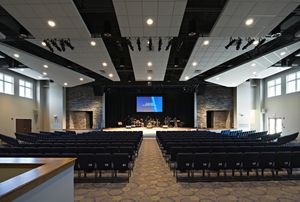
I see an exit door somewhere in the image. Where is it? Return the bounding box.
[16,119,32,133]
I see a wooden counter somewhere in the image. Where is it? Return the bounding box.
[0,157,76,202]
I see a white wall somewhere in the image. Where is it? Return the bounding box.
[13,166,74,202]
[0,70,38,137]
[0,70,66,137]
[264,68,300,136]
[48,82,65,131]
[236,81,251,130]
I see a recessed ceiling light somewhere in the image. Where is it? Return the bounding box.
[253,40,259,45]
[48,20,56,27]
[146,18,153,25]
[192,62,197,66]
[216,77,220,80]
[147,76,152,80]
[108,73,113,78]
[102,62,107,67]
[147,62,152,67]
[43,72,47,76]
[64,82,68,86]
[280,51,286,56]
[276,67,280,70]
[184,76,189,80]
[79,78,84,81]
[38,76,42,79]
[41,41,46,46]
[251,63,256,67]
[43,64,48,68]
[232,82,235,85]
[13,53,19,58]
[253,71,257,75]
[90,41,96,46]
[245,18,254,26]
[20,68,24,72]
[203,40,210,45]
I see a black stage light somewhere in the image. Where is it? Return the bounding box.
[127,38,134,51]
[165,38,173,50]
[158,37,162,51]
[236,37,242,50]
[242,38,255,50]
[64,38,74,50]
[59,39,65,51]
[148,37,152,51]
[256,38,266,48]
[137,37,141,51]
[44,39,54,53]
[50,39,62,51]
[225,37,236,49]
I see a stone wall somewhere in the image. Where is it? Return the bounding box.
[197,85,234,128]
[66,84,103,129]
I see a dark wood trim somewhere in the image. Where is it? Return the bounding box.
[0,158,76,202]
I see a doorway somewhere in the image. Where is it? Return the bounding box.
[16,119,32,133]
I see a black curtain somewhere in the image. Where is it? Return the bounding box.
[105,91,194,127]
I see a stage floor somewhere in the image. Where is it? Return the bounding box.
[103,127,196,137]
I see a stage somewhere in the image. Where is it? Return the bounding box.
[103,127,197,138]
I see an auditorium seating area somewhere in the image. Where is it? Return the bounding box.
[0,131,143,182]
[156,130,300,181]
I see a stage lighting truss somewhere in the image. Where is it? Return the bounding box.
[42,38,74,53]
[225,36,273,50]
[126,37,173,52]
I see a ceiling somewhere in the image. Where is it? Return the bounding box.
[0,0,299,88]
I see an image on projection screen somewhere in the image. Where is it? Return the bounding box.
[136,96,163,112]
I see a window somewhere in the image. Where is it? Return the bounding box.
[267,78,281,97]
[268,117,282,134]
[286,71,300,94]
[0,73,14,95]
[19,79,33,99]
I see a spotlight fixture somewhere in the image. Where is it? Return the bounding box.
[255,38,266,48]
[137,37,141,51]
[165,38,173,51]
[50,39,62,51]
[64,38,74,50]
[59,39,65,51]
[236,37,242,50]
[158,37,162,51]
[253,40,259,45]
[147,62,152,67]
[79,78,84,81]
[64,82,68,86]
[41,41,47,46]
[13,53,19,58]
[108,73,113,78]
[225,37,237,49]
[44,39,54,52]
[127,38,134,51]
[148,37,152,51]
[242,38,255,50]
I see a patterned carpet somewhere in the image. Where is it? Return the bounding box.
[75,139,300,202]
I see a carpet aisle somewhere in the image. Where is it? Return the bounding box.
[75,139,300,202]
